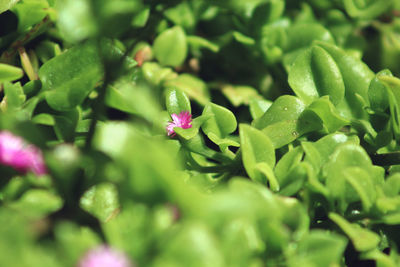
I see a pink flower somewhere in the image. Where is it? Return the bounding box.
[0,131,47,175]
[79,245,132,267]
[166,111,192,137]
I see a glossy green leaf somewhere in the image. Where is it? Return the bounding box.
[253,95,306,130]
[323,142,372,178]
[187,36,220,53]
[164,2,195,30]
[343,167,376,211]
[329,213,380,252]
[232,31,255,45]
[80,183,120,223]
[288,45,345,106]
[2,82,25,111]
[39,41,103,111]
[368,69,391,112]
[11,0,49,32]
[202,103,237,138]
[283,23,335,69]
[222,85,261,107]
[0,0,18,14]
[378,75,400,139]
[164,74,210,105]
[302,96,349,133]
[249,98,272,120]
[142,62,176,86]
[256,162,280,191]
[153,26,187,67]
[315,42,374,118]
[0,63,23,82]
[240,124,276,186]
[165,88,191,115]
[288,230,347,267]
[343,0,393,20]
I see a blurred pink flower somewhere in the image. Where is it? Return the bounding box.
[166,111,192,137]
[79,245,132,267]
[0,131,47,175]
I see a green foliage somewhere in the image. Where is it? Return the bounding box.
[1,0,400,266]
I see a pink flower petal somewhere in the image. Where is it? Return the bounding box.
[0,131,47,176]
[79,245,133,267]
[166,111,193,137]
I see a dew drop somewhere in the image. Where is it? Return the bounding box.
[283,107,288,111]
[292,131,299,137]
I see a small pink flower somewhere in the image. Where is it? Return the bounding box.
[0,131,47,175]
[79,245,132,267]
[166,111,192,137]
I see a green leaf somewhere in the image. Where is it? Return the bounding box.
[187,36,219,53]
[240,124,276,186]
[9,189,63,218]
[249,98,272,120]
[32,113,55,126]
[343,167,376,211]
[153,26,187,67]
[378,75,400,139]
[283,23,335,69]
[142,62,176,86]
[39,41,103,111]
[0,63,23,82]
[0,0,18,14]
[164,74,210,105]
[343,0,393,20]
[56,0,97,42]
[329,213,380,252]
[255,162,280,191]
[288,45,345,106]
[253,95,306,130]
[232,31,255,45]
[368,69,391,112]
[165,88,191,115]
[222,85,261,107]
[288,230,347,267]
[202,103,237,138]
[164,1,195,30]
[80,183,120,223]
[11,0,49,32]
[302,96,349,133]
[2,82,25,111]
[316,42,374,118]
[54,222,101,266]
[106,82,161,123]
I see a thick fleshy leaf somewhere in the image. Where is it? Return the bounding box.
[165,88,191,115]
[253,95,306,130]
[329,213,380,252]
[153,26,187,67]
[0,0,18,14]
[202,103,237,138]
[164,74,210,105]
[39,41,103,111]
[289,42,374,119]
[80,183,120,223]
[343,0,393,20]
[0,63,23,82]
[288,45,345,106]
[240,124,276,186]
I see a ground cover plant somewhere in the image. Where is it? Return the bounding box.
[2,0,400,266]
